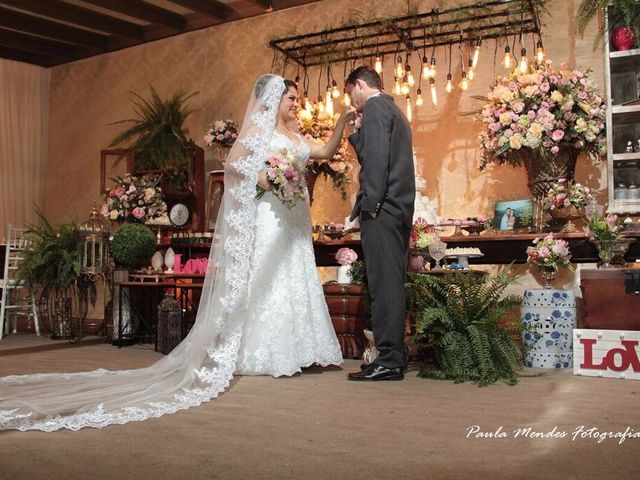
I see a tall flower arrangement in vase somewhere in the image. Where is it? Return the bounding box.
[526,233,573,287]
[477,61,606,179]
[297,104,352,199]
[204,118,239,163]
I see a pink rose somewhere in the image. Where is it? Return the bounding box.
[550,146,560,154]
[132,207,145,219]
[551,130,565,142]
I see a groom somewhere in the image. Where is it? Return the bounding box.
[344,66,415,382]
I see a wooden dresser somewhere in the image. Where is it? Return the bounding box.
[323,284,369,359]
[580,269,640,330]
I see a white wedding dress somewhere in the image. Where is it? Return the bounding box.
[236,131,342,376]
[0,74,342,432]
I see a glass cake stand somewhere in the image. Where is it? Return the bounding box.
[445,252,483,270]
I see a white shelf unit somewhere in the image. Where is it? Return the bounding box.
[605,10,640,214]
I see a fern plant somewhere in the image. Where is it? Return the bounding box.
[407,270,523,386]
[109,86,197,172]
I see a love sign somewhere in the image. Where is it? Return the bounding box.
[573,330,640,380]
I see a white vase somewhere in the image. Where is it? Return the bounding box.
[151,251,163,272]
[164,247,175,273]
[336,264,351,284]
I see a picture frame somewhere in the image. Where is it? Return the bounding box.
[100,149,131,194]
[493,199,535,232]
[205,170,225,232]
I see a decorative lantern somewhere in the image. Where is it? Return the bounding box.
[78,204,110,276]
[157,293,182,354]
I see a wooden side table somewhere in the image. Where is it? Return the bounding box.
[323,284,369,359]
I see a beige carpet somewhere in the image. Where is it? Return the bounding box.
[0,336,638,480]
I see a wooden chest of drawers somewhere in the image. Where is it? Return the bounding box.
[580,269,640,330]
[323,284,369,359]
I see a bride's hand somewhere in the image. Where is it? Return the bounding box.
[257,170,269,190]
[342,106,357,123]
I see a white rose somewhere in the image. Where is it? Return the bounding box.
[528,123,544,138]
[509,133,523,149]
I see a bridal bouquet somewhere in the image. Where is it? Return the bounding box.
[255,149,307,208]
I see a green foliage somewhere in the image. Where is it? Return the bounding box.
[111,223,157,268]
[17,209,81,292]
[109,86,197,172]
[407,270,523,386]
[348,260,368,286]
[576,0,640,48]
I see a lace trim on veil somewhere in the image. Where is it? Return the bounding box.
[0,76,286,432]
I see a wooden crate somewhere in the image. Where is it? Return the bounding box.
[580,269,640,330]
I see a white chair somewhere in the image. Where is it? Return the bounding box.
[0,224,41,339]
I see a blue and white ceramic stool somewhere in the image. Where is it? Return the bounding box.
[521,289,577,369]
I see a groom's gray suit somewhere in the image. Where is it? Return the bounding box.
[349,92,415,370]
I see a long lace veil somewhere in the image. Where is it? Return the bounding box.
[0,74,286,432]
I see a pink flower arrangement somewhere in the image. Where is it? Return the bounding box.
[297,105,352,199]
[477,61,606,169]
[526,233,573,272]
[203,118,239,150]
[410,219,437,250]
[335,247,358,266]
[255,148,307,208]
[101,173,167,223]
[542,179,593,211]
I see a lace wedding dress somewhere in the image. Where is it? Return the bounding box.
[236,131,342,376]
[0,74,341,432]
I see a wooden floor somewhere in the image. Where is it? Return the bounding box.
[0,333,106,357]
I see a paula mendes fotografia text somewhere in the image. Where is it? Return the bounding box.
[466,425,639,445]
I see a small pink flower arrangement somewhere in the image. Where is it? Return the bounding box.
[543,179,593,211]
[410,219,437,250]
[203,118,239,150]
[101,173,167,223]
[255,148,307,208]
[526,233,573,272]
[335,247,358,266]
[477,61,606,170]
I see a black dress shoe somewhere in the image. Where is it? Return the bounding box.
[347,364,404,381]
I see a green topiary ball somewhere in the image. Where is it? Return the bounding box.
[111,223,157,268]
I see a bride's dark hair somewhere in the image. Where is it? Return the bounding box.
[283,79,297,93]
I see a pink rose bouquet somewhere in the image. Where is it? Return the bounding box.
[335,247,358,266]
[255,149,307,208]
[477,61,606,169]
[526,233,573,272]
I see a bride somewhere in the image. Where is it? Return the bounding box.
[0,74,354,432]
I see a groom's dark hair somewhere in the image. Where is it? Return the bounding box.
[346,66,382,90]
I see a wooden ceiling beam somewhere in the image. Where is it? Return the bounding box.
[0,0,145,40]
[0,6,110,49]
[0,44,51,66]
[0,27,98,59]
[80,0,186,32]
[167,0,233,20]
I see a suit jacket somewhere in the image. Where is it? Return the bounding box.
[349,93,415,226]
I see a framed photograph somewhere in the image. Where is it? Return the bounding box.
[493,199,534,231]
[100,149,131,194]
[205,170,225,231]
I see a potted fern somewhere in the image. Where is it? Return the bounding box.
[109,86,197,191]
[576,0,640,50]
[406,270,523,386]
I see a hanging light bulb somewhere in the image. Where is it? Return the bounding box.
[405,94,412,123]
[519,47,528,74]
[472,39,481,69]
[502,45,513,69]
[326,97,334,116]
[460,71,469,91]
[415,88,424,107]
[317,95,325,113]
[445,73,452,93]
[325,85,332,105]
[467,58,475,81]
[401,74,410,95]
[374,55,383,74]
[536,39,545,64]
[422,55,430,79]
[429,57,437,78]
[331,80,340,99]
[393,76,402,95]
[342,89,351,107]
[429,77,438,105]
[395,55,404,78]
[406,65,415,87]
[303,92,312,112]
